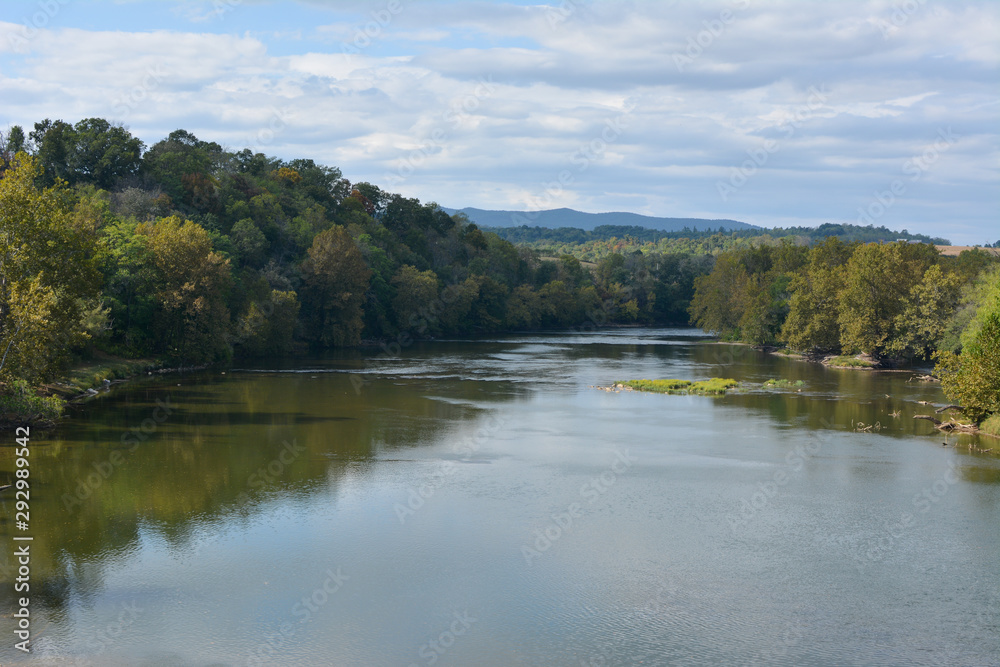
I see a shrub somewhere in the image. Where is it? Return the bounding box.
[0,380,65,424]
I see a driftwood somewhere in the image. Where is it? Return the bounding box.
[935,404,964,414]
[914,415,979,433]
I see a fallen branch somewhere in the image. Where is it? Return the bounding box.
[935,404,964,414]
[914,415,979,433]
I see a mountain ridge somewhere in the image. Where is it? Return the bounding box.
[443,207,759,232]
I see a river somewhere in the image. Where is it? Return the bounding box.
[1,328,998,666]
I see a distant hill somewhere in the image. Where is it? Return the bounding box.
[443,207,758,232]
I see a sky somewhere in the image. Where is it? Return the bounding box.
[0,0,997,244]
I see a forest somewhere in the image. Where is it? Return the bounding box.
[490,222,951,261]
[1,118,996,429]
[0,119,710,393]
[688,239,1000,426]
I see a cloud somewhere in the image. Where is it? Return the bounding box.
[0,0,997,243]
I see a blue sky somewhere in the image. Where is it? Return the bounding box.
[1,0,998,243]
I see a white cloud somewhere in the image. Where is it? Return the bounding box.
[0,1,997,243]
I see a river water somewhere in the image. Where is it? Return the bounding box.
[1,328,998,666]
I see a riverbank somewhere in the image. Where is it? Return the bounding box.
[1,354,160,429]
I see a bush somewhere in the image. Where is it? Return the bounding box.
[980,414,1000,437]
[0,380,64,424]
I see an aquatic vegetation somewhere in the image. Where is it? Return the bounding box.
[763,378,805,388]
[619,378,739,395]
[826,355,875,368]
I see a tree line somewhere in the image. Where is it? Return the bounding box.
[490,224,957,264]
[0,118,715,392]
[492,221,951,248]
[688,239,1000,425]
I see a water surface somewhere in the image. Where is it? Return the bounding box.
[1,329,998,666]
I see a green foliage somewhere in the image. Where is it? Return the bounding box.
[936,280,1000,424]
[8,116,988,411]
[780,237,852,353]
[690,243,806,343]
[136,216,232,363]
[29,118,144,189]
[690,254,748,338]
[888,264,963,359]
[838,242,935,359]
[234,290,300,357]
[230,218,269,268]
[300,226,371,347]
[491,222,946,260]
[980,413,1000,437]
[763,379,805,388]
[0,379,64,424]
[0,154,101,383]
[621,378,739,395]
[826,355,875,368]
[391,265,439,334]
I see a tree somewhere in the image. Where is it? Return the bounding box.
[142,129,223,207]
[889,264,962,359]
[137,216,232,362]
[299,226,371,346]
[69,118,145,189]
[689,253,748,338]
[233,290,300,357]
[838,243,930,359]
[781,238,852,352]
[95,220,157,354]
[230,218,269,268]
[0,125,28,175]
[30,119,75,185]
[936,312,1000,425]
[391,265,439,333]
[0,154,100,383]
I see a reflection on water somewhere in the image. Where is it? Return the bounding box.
[1,328,998,666]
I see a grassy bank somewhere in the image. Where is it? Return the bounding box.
[2,354,160,428]
[0,380,65,427]
[981,414,1000,438]
[49,354,159,397]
